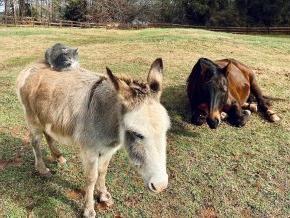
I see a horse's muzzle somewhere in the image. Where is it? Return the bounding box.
[206,117,220,129]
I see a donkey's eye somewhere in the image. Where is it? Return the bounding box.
[127,130,144,140]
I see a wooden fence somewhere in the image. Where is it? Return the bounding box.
[1,16,290,34]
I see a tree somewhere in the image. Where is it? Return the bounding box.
[236,0,284,26]
[280,0,290,25]
[62,0,87,21]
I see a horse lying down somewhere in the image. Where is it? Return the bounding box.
[187,58,280,129]
[16,59,170,217]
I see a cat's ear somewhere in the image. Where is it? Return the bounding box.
[62,48,68,54]
[74,48,78,54]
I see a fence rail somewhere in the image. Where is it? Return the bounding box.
[1,16,290,34]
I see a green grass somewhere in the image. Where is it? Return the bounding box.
[0,27,289,217]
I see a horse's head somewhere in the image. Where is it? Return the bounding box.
[107,58,170,193]
[191,58,229,129]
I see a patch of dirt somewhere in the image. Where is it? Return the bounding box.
[0,126,30,146]
[95,201,112,211]
[65,188,85,201]
[199,206,218,218]
[123,195,142,207]
[114,212,123,218]
[241,208,253,218]
[0,149,24,171]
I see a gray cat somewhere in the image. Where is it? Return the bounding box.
[45,43,79,71]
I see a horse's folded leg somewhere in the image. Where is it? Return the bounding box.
[237,110,251,127]
[242,102,250,109]
[191,112,206,126]
[266,110,280,122]
[249,103,258,112]
[221,112,228,120]
[243,110,251,116]
[242,103,258,112]
[230,109,251,127]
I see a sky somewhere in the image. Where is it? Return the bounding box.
[0,5,3,13]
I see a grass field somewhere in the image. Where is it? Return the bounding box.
[0,27,289,217]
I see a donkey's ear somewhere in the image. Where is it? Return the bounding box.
[147,58,163,97]
[106,67,120,91]
[106,67,131,93]
[106,67,134,110]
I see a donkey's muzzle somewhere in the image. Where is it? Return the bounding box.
[148,174,168,193]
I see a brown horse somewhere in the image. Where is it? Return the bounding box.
[187,58,280,129]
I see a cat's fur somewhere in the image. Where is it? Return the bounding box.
[45,43,79,71]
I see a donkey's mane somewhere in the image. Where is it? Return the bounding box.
[119,76,150,95]
[88,74,151,112]
[118,76,151,110]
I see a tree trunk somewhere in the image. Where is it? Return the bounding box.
[18,0,25,19]
[40,0,42,20]
[13,0,17,24]
[4,0,7,24]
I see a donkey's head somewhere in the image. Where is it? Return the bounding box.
[107,58,170,193]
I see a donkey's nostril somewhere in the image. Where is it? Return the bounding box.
[150,183,157,191]
[148,174,168,193]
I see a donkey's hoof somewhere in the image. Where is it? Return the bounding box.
[249,103,258,112]
[39,168,52,178]
[98,191,114,207]
[83,208,96,218]
[57,156,67,165]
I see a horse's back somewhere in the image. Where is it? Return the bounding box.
[215,59,252,105]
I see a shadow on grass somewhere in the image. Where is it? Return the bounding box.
[0,132,83,217]
[162,84,200,138]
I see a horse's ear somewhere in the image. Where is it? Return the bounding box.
[199,60,209,73]
[222,62,230,77]
[147,58,163,99]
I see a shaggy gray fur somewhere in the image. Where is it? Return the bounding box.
[45,43,79,71]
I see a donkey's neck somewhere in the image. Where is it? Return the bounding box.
[78,78,123,149]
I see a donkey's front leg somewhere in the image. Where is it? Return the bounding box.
[81,149,99,218]
[96,152,114,206]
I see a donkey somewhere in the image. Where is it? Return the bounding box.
[16,58,170,217]
[187,58,280,129]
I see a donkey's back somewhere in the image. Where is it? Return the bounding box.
[17,62,119,151]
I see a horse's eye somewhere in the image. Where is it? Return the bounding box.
[220,84,227,92]
[222,85,227,92]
